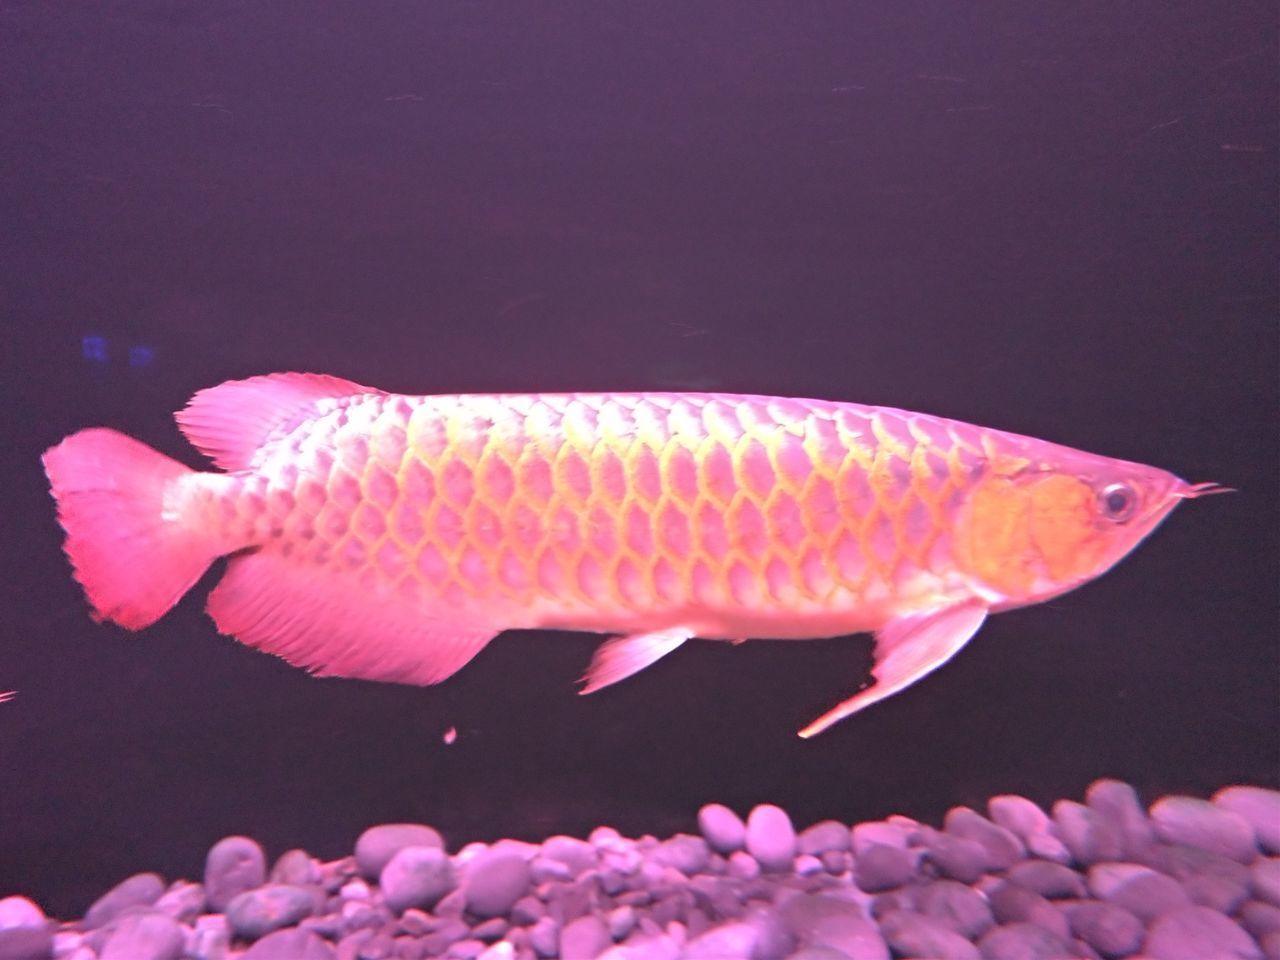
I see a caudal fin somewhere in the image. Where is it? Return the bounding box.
[43,428,221,629]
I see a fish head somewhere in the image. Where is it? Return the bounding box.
[958,442,1229,608]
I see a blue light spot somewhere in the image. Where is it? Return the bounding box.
[81,336,108,363]
[129,345,155,368]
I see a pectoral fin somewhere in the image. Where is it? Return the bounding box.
[579,627,694,695]
[798,600,989,738]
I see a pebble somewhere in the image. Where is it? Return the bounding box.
[204,837,267,912]
[354,824,445,880]
[1254,859,1280,907]
[985,881,1069,941]
[943,807,1024,871]
[779,894,888,960]
[975,921,1074,960]
[1086,779,1158,859]
[698,790,752,841]
[381,846,457,914]
[1143,904,1264,959]
[241,927,335,959]
[83,872,165,929]
[1150,796,1258,863]
[270,849,321,886]
[1062,900,1144,957]
[1053,801,1125,866]
[854,843,913,892]
[913,880,994,940]
[559,914,611,958]
[463,851,532,919]
[7,778,1275,960]
[226,884,318,940]
[0,899,44,932]
[923,833,988,884]
[653,835,709,876]
[799,820,851,856]
[1215,786,1280,854]
[1006,861,1087,899]
[98,911,184,960]
[153,881,204,924]
[541,836,599,876]
[878,908,981,959]
[746,804,797,872]
[0,927,52,960]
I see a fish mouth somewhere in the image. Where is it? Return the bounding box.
[1174,480,1234,499]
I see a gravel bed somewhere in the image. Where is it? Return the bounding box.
[1,780,1277,960]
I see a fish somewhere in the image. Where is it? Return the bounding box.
[41,373,1228,735]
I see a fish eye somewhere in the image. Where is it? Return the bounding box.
[1099,482,1137,522]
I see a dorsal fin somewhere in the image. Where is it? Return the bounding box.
[175,372,382,471]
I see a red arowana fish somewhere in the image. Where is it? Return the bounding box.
[42,373,1227,736]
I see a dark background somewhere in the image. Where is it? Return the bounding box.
[1,2,1275,920]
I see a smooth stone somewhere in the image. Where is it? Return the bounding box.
[1252,858,1280,907]
[1053,801,1125,866]
[84,873,166,929]
[877,908,981,959]
[853,843,912,893]
[477,943,515,960]
[0,927,52,960]
[270,849,321,886]
[986,882,1070,941]
[1063,901,1144,957]
[1144,842,1252,886]
[204,837,267,912]
[799,821,851,856]
[1088,862,1158,900]
[988,795,1052,839]
[540,836,598,876]
[226,884,317,940]
[187,919,229,960]
[943,807,1024,870]
[783,949,853,960]
[1108,871,1192,924]
[913,880,995,939]
[851,821,911,854]
[1086,780,1157,857]
[1143,904,1263,960]
[1184,873,1249,914]
[728,850,761,880]
[472,917,508,942]
[746,804,797,873]
[607,905,636,941]
[1006,861,1087,899]
[1026,832,1072,864]
[0,900,43,934]
[152,881,204,924]
[98,912,184,960]
[1215,786,1280,854]
[1241,901,1280,941]
[1150,796,1257,863]
[684,921,760,959]
[922,833,987,884]
[241,927,335,960]
[381,845,457,914]
[653,835,710,876]
[463,851,532,919]
[527,916,559,958]
[559,915,611,959]
[976,921,1074,960]
[697,804,746,855]
[354,824,444,880]
[779,894,889,960]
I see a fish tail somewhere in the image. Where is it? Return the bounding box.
[43,428,221,629]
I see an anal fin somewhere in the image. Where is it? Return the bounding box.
[207,550,496,687]
[579,627,694,695]
[798,600,988,738]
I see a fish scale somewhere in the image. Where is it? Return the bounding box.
[41,372,1224,735]
[248,393,972,626]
